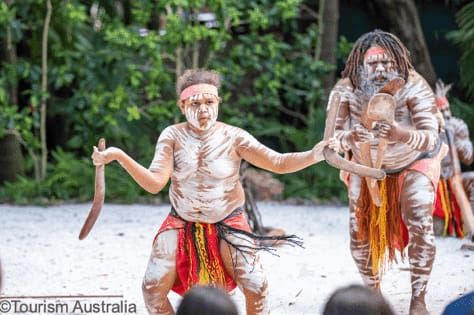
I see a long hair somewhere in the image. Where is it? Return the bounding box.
[341,29,413,89]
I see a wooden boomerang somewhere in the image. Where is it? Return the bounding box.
[79,138,106,240]
[323,92,386,180]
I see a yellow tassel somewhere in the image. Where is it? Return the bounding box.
[439,180,451,237]
[370,180,388,276]
[195,222,212,285]
[194,223,227,287]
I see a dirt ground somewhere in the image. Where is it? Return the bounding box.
[0,203,472,314]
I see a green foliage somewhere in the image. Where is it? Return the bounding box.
[336,35,354,62]
[210,6,337,200]
[0,149,94,204]
[0,148,161,204]
[0,0,346,204]
[447,2,474,99]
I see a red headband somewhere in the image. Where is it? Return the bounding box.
[436,96,449,108]
[364,46,387,58]
[179,84,218,101]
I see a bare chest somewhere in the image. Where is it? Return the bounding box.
[173,132,240,180]
[348,97,413,128]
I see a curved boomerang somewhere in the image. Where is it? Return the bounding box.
[79,138,106,240]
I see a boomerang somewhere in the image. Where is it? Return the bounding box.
[79,138,106,240]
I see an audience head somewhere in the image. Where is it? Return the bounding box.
[176,285,238,315]
[323,284,395,315]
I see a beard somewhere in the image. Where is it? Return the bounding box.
[359,66,401,97]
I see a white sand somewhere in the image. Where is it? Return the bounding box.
[0,203,472,315]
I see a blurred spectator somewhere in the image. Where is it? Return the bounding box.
[176,285,238,315]
[323,284,395,315]
[442,291,474,315]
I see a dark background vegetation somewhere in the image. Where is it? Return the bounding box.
[1,0,473,205]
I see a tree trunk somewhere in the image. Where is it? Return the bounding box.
[320,0,340,97]
[3,6,18,105]
[0,133,24,184]
[0,0,24,183]
[40,0,52,181]
[368,0,437,85]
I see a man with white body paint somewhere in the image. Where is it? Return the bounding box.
[432,80,474,238]
[329,30,447,315]
[92,69,338,315]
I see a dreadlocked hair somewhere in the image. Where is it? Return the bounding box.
[341,29,413,89]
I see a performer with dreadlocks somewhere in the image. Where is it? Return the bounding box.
[91,68,339,315]
[329,29,447,315]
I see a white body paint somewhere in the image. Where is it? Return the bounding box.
[93,83,324,315]
[334,70,439,170]
[150,121,318,223]
[440,117,474,179]
[333,65,440,314]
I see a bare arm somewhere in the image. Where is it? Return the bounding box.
[236,130,334,174]
[379,72,439,152]
[452,117,474,165]
[91,128,174,194]
[92,146,171,194]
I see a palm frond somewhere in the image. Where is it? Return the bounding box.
[447,2,474,98]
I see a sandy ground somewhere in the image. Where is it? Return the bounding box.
[0,202,473,315]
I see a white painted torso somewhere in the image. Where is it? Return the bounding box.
[334,70,439,171]
[149,121,316,223]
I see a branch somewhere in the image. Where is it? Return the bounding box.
[314,0,324,61]
[299,3,319,20]
[278,105,307,123]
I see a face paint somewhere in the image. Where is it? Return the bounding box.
[437,96,451,119]
[360,46,400,96]
[182,93,219,131]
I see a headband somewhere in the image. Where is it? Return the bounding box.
[436,96,449,108]
[364,46,387,58]
[179,84,218,101]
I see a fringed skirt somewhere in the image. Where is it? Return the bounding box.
[154,207,303,295]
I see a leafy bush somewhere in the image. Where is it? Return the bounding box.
[0,148,166,204]
[447,2,474,99]
[0,0,346,204]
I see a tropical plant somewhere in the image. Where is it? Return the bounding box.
[0,0,344,203]
[447,2,474,99]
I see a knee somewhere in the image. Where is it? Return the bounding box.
[236,265,268,296]
[142,278,171,314]
[142,256,176,301]
[142,279,162,296]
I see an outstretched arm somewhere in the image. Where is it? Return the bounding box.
[91,141,172,194]
[236,130,338,174]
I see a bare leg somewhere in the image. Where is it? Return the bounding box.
[400,171,436,315]
[220,233,269,315]
[142,230,178,315]
[348,175,380,290]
